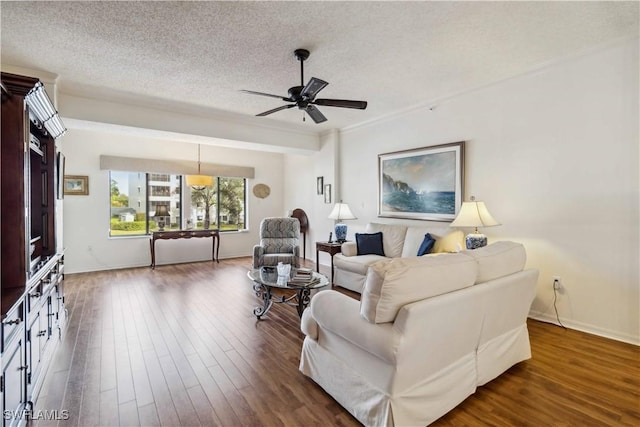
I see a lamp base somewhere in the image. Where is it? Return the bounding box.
[465,233,487,250]
[334,223,347,243]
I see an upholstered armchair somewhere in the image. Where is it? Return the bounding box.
[253,217,301,268]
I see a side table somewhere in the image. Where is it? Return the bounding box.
[315,241,343,283]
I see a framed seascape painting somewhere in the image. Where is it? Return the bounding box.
[378,142,464,221]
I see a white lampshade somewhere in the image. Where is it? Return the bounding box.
[450,200,500,232]
[328,203,357,221]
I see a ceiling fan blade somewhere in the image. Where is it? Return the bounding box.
[256,104,295,117]
[300,77,328,100]
[314,99,368,110]
[305,105,327,124]
[240,89,290,101]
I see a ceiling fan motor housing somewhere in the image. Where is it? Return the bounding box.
[294,49,310,62]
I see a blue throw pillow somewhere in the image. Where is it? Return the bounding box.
[356,232,385,256]
[417,233,436,256]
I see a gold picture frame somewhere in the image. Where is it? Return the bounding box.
[64,175,89,195]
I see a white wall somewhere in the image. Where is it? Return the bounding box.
[319,39,638,344]
[283,130,339,265]
[61,128,286,273]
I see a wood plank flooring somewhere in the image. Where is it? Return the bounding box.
[31,258,639,426]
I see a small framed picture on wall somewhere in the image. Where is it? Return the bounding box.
[317,176,324,195]
[64,175,89,196]
[324,184,331,204]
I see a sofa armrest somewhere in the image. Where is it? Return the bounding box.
[341,241,357,257]
[306,291,399,363]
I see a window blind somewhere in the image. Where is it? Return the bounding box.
[99,155,255,179]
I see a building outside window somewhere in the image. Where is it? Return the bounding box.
[109,172,246,236]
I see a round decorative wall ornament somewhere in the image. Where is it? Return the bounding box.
[252,183,271,199]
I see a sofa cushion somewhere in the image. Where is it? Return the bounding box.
[463,241,526,283]
[356,232,385,256]
[334,253,389,276]
[366,223,407,258]
[417,233,436,256]
[360,253,478,323]
[432,230,465,253]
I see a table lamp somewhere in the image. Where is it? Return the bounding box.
[450,197,500,249]
[154,204,170,231]
[328,202,356,243]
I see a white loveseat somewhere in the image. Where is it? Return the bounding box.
[334,222,465,292]
[300,241,538,427]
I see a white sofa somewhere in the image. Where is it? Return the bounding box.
[334,222,466,293]
[300,241,538,427]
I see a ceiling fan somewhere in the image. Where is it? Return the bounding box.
[241,48,367,124]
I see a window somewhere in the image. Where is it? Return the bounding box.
[186,177,246,231]
[110,172,246,236]
[109,172,181,236]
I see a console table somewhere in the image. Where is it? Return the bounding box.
[150,229,220,269]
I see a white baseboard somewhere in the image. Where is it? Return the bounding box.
[529,310,639,346]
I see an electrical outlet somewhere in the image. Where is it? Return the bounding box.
[552,276,562,291]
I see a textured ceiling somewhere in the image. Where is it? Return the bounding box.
[1,1,638,132]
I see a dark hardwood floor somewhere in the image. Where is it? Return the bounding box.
[32,258,639,426]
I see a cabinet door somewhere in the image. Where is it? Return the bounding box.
[2,336,26,427]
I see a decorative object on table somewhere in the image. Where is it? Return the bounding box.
[63,175,89,195]
[328,201,357,243]
[240,48,367,124]
[185,144,213,186]
[324,184,332,204]
[450,196,500,249]
[317,176,324,194]
[328,232,333,243]
[378,141,464,221]
[290,208,309,259]
[253,217,301,268]
[154,204,170,231]
[277,262,292,277]
[252,183,271,199]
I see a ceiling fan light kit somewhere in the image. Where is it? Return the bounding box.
[241,48,367,124]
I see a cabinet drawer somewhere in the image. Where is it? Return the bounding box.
[2,300,24,352]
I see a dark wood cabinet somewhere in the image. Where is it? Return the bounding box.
[1,72,66,426]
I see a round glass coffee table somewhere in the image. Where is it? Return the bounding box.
[247,267,329,319]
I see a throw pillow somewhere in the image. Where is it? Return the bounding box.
[432,230,464,253]
[356,232,385,256]
[417,233,436,256]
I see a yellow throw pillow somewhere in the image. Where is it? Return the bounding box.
[432,230,464,253]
